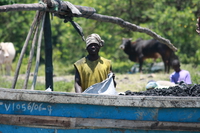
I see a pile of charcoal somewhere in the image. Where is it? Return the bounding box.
[122,83,200,97]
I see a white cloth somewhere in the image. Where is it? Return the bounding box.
[86,33,104,48]
[83,72,118,95]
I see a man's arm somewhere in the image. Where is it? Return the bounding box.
[186,71,192,84]
[169,74,175,84]
[110,66,117,87]
[74,68,82,93]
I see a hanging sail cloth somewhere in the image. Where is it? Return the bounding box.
[64,16,85,41]
[65,1,97,18]
[54,1,96,41]
[61,1,82,16]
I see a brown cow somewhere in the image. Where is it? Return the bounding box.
[119,38,177,73]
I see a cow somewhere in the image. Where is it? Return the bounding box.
[0,42,16,75]
[119,38,177,73]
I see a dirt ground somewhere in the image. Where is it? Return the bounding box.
[114,73,171,93]
[13,73,171,93]
[50,73,170,93]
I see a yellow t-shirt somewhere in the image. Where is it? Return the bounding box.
[74,57,111,91]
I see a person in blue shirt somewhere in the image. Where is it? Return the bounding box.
[170,59,192,84]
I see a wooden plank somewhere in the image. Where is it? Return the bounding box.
[0,88,200,108]
[76,118,200,131]
[0,114,73,128]
[0,114,200,131]
[0,99,200,123]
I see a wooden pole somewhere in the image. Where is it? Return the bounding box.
[31,12,46,90]
[43,12,53,91]
[12,11,39,89]
[23,22,39,89]
[0,2,177,51]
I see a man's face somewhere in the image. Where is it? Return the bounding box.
[172,64,180,72]
[87,43,100,55]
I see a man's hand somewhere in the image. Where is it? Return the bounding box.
[112,73,117,87]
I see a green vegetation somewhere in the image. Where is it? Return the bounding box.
[0,63,199,93]
[0,0,200,91]
[0,75,74,92]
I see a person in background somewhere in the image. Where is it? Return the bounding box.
[196,17,200,35]
[74,33,116,93]
[170,59,192,84]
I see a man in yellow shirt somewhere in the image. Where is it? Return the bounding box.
[74,33,115,93]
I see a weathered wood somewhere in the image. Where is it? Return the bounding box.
[23,19,39,89]
[11,11,40,89]
[75,118,200,131]
[0,87,200,108]
[0,114,72,128]
[0,3,46,12]
[88,13,177,51]
[31,12,46,90]
[0,88,200,132]
[0,2,177,51]
[0,114,200,131]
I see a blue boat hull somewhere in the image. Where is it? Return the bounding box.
[0,88,199,132]
[1,124,200,133]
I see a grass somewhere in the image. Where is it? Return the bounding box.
[115,72,170,93]
[112,61,200,93]
[0,75,74,92]
[0,62,199,93]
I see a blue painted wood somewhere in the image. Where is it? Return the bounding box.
[158,108,200,122]
[0,124,200,133]
[0,100,200,123]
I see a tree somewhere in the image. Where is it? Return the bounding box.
[1,0,200,75]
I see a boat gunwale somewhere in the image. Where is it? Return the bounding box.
[0,88,199,108]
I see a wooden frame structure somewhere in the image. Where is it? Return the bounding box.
[1,1,200,133]
[0,0,177,91]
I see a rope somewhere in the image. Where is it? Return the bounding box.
[39,0,46,11]
[54,0,61,11]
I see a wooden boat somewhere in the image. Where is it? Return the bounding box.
[0,87,200,133]
[0,1,189,132]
